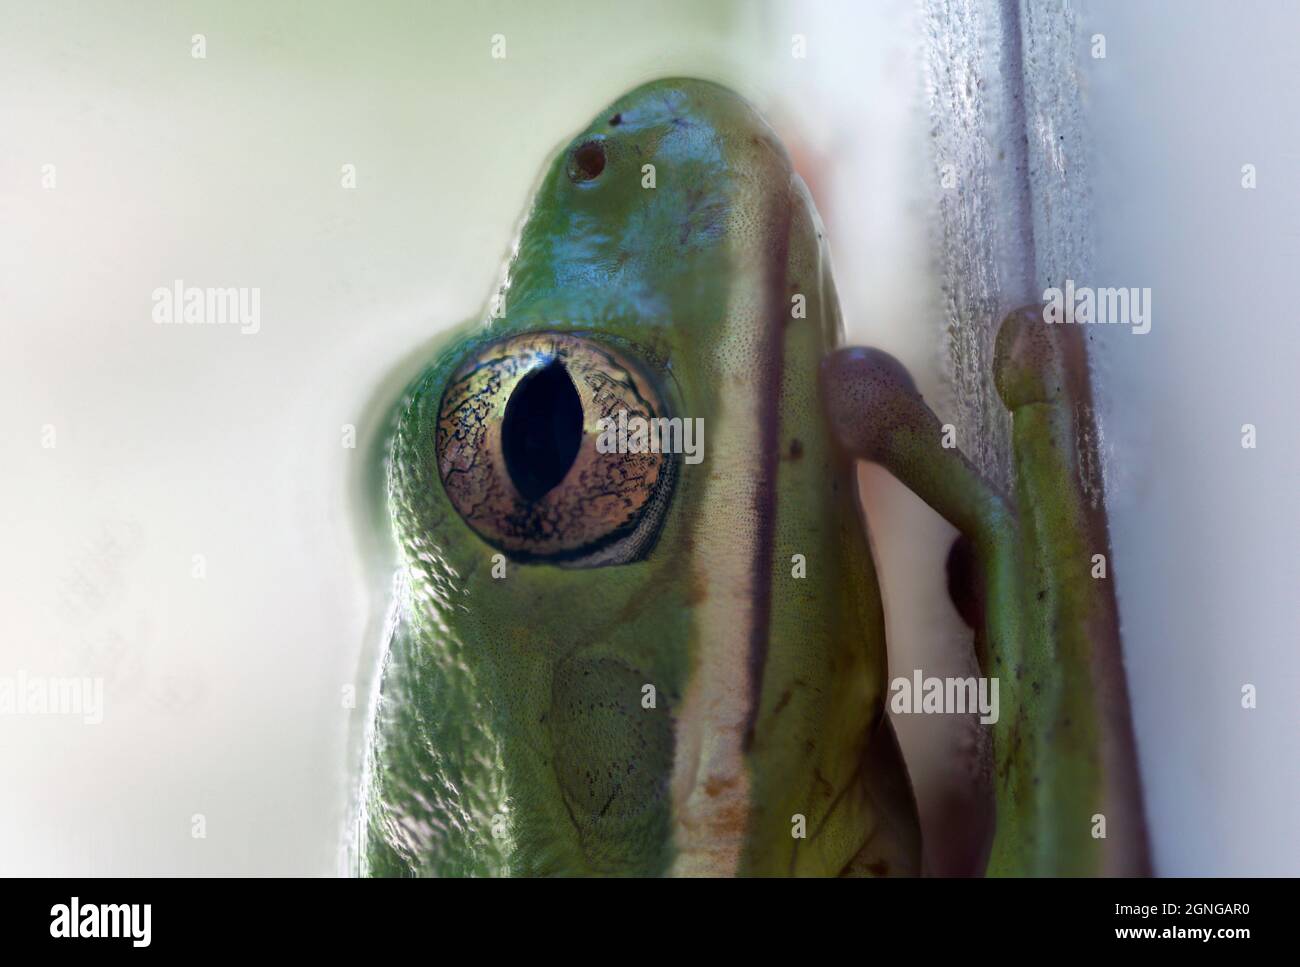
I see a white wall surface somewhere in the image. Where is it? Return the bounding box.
[0,0,1293,875]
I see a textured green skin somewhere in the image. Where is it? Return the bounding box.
[360,79,919,876]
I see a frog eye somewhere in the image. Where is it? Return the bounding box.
[435,332,674,565]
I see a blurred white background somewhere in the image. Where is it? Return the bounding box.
[0,0,1294,874]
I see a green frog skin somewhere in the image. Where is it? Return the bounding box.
[356,78,1150,877]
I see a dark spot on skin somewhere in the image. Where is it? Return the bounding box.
[609,113,622,126]
[771,687,794,718]
[788,438,803,460]
[813,767,834,798]
[704,775,737,798]
[597,783,622,817]
[1037,588,1046,601]
[1003,721,1024,788]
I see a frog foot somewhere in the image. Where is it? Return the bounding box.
[820,305,1152,876]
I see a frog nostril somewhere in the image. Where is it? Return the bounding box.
[501,360,584,501]
[567,139,606,182]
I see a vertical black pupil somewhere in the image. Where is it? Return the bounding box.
[502,360,584,501]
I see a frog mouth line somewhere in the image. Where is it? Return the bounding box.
[740,182,796,756]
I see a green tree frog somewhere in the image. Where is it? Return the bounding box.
[355,78,1149,877]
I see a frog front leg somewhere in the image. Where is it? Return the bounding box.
[820,306,1151,876]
